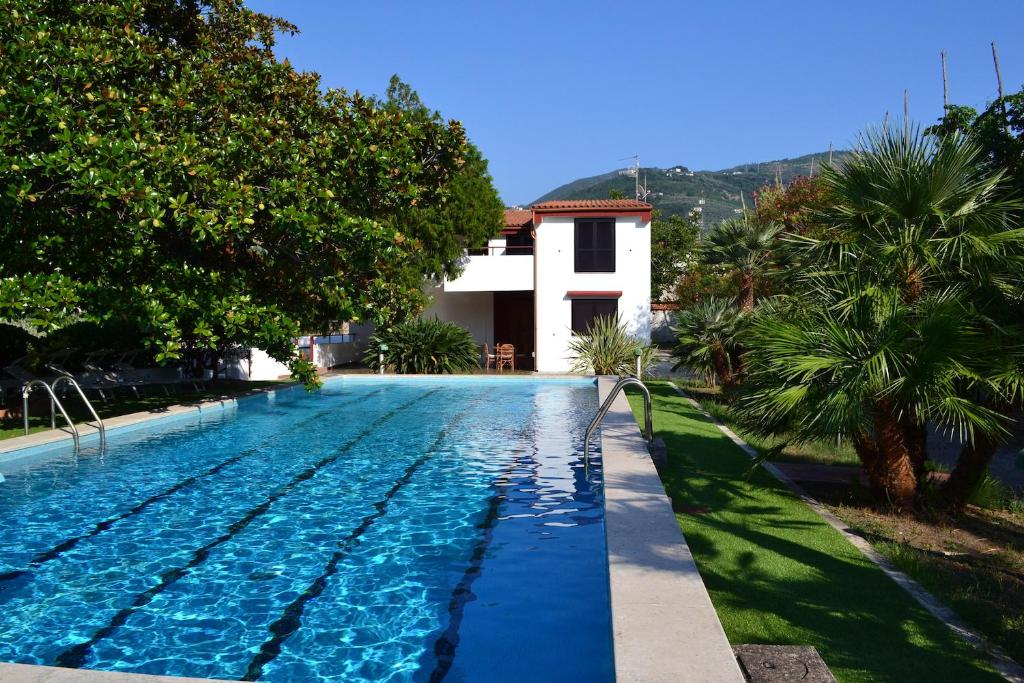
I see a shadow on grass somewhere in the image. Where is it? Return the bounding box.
[622,382,1002,683]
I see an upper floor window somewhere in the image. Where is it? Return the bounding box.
[574,218,615,272]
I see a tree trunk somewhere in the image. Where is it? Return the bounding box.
[727,345,745,386]
[710,345,737,390]
[900,416,928,484]
[737,272,755,311]
[868,399,919,510]
[942,432,999,513]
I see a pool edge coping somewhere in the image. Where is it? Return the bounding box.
[597,375,744,683]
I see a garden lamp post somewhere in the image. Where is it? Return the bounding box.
[378,343,388,375]
[634,348,643,379]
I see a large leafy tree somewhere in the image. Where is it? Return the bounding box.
[736,127,1024,510]
[377,76,503,282]
[0,0,478,385]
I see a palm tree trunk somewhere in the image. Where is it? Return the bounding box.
[738,272,755,311]
[869,399,919,510]
[727,345,745,386]
[711,345,736,390]
[900,415,928,483]
[942,432,999,513]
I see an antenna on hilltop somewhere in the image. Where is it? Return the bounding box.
[619,154,651,202]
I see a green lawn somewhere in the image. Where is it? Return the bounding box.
[1,380,288,441]
[626,381,1001,682]
[676,379,861,467]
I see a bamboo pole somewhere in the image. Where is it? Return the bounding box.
[992,41,1005,100]
[941,50,949,108]
[992,41,1009,134]
[904,89,910,140]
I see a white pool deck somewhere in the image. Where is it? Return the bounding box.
[0,375,742,682]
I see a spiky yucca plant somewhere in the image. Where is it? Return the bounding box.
[365,318,479,374]
[568,315,654,377]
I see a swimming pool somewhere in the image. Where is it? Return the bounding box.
[0,378,614,681]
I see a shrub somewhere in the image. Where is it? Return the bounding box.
[670,297,743,387]
[568,315,655,377]
[967,472,1013,510]
[365,318,479,374]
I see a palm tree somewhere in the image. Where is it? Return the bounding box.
[703,218,783,311]
[671,297,744,389]
[736,126,1024,510]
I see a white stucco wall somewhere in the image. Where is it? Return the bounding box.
[221,348,291,381]
[422,286,495,346]
[534,215,651,372]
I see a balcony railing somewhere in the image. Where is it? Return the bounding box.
[444,248,534,292]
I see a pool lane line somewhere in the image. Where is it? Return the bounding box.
[427,442,538,682]
[240,392,491,682]
[51,387,438,670]
[0,388,385,595]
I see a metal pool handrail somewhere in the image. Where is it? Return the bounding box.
[583,376,653,470]
[51,374,106,451]
[23,379,80,452]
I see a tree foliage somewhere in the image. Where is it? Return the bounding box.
[670,297,744,389]
[702,217,783,311]
[753,175,832,237]
[376,76,503,282]
[926,88,1024,197]
[0,0,491,386]
[735,127,1024,509]
[650,209,700,301]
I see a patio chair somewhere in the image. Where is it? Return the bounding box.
[495,343,515,373]
[1,357,62,413]
[75,349,128,402]
[111,350,184,396]
[482,343,496,370]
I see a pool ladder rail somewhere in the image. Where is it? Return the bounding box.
[22,373,106,452]
[583,376,653,470]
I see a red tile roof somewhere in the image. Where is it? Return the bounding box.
[503,209,533,228]
[532,199,652,211]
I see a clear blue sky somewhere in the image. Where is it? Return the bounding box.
[247,1,1023,205]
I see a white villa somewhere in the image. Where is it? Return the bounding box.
[234,198,653,378]
[425,199,653,372]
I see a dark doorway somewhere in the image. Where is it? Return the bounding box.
[493,291,535,371]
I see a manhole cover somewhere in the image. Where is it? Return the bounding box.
[734,645,836,682]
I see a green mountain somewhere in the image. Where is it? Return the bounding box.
[532,150,849,227]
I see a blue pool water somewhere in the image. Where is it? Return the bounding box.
[0,378,613,681]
